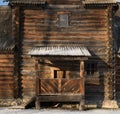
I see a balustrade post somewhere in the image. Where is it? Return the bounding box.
[79,60,85,110]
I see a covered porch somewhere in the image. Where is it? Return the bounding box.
[28,46,91,110]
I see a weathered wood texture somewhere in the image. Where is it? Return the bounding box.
[0,54,14,99]
[115,57,120,100]
[39,78,84,95]
[12,2,113,101]
[0,7,15,99]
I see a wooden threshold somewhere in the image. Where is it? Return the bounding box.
[37,94,83,102]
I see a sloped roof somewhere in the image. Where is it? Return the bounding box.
[0,6,14,51]
[83,0,117,4]
[10,0,46,5]
[28,46,91,57]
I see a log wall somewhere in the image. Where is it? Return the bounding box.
[13,1,113,104]
[0,54,15,99]
[0,6,15,99]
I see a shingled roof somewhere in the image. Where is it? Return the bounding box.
[0,6,14,52]
[83,0,117,4]
[10,0,46,5]
[28,46,91,57]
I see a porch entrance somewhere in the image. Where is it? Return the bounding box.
[28,46,91,110]
[35,59,86,110]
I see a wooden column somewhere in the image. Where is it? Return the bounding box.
[80,61,84,78]
[35,58,41,109]
[79,60,85,110]
[12,6,21,98]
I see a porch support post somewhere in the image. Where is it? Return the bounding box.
[80,61,84,78]
[35,58,41,109]
[79,60,85,110]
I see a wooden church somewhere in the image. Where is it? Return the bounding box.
[0,0,120,109]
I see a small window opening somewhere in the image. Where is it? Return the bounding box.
[59,14,69,27]
[54,70,66,78]
[85,62,97,76]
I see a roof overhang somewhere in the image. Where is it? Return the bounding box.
[28,46,91,60]
[83,0,117,4]
[10,0,46,6]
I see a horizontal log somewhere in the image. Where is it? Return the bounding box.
[22,75,36,78]
[23,21,107,27]
[22,41,107,47]
[0,81,14,84]
[38,95,83,102]
[21,73,36,77]
[0,67,14,71]
[22,92,35,97]
[0,59,13,63]
[23,14,107,20]
[0,94,14,99]
[22,36,108,41]
[22,84,35,89]
[23,31,108,37]
[22,88,35,92]
[0,89,14,93]
[22,80,35,84]
[0,76,13,79]
[0,71,13,75]
[85,88,104,93]
[22,27,107,32]
[0,54,14,58]
[0,83,14,87]
[0,64,14,67]
[85,92,104,96]
[0,78,13,81]
[21,62,35,66]
[23,9,107,14]
[85,95,104,100]
[22,30,108,35]
[21,67,35,71]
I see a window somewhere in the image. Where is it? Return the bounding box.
[54,70,66,78]
[58,14,69,27]
[85,62,97,76]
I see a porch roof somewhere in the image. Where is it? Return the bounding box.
[10,0,46,5]
[28,46,91,57]
[83,0,117,4]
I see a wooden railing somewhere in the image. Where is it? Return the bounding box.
[36,78,84,96]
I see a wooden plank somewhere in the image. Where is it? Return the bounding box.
[0,54,14,59]
[0,71,13,75]
[0,64,14,67]
[62,79,80,94]
[38,95,82,102]
[0,59,13,63]
[40,79,58,94]
[0,94,14,99]
[0,67,14,71]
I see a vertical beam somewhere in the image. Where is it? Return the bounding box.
[79,60,85,110]
[105,6,114,100]
[35,58,40,109]
[102,6,118,109]
[12,6,21,98]
[80,61,84,78]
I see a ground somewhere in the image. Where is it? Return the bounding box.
[0,108,120,114]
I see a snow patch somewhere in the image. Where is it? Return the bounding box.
[0,108,120,114]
